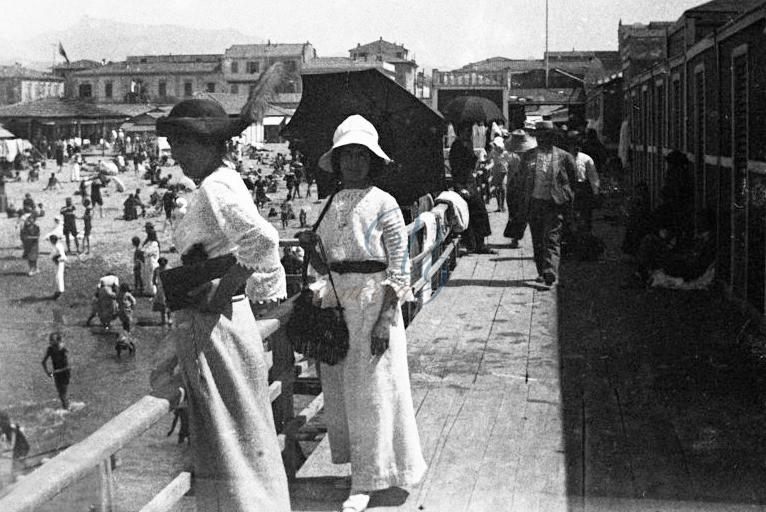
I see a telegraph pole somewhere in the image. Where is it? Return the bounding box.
[545,0,549,87]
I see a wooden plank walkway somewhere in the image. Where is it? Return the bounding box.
[291,210,568,511]
[290,207,766,512]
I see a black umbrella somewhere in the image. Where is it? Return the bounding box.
[441,96,505,126]
[281,68,446,206]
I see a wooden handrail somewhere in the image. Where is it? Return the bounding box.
[0,198,458,512]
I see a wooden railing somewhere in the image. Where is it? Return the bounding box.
[0,201,458,512]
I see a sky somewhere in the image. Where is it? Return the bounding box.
[13,0,708,70]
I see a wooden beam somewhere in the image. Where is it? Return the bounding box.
[137,472,192,512]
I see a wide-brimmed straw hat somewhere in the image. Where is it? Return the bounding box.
[508,129,538,153]
[156,99,246,142]
[318,115,391,173]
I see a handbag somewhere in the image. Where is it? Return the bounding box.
[159,253,237,311]
[286,194,349,365]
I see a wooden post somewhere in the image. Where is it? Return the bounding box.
[98,458,115,512]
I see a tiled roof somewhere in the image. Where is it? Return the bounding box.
[461,59,543,72]
[386,57,417,65]
[72,61,221,76]
[302,57,379,74]
[687,0,765,13]
[105,104,157,117]
[126,54,220,64]
[0,65,61,80]
[0,97,154,119]
[52,60,102,71]
[225,44,308,58]
[349,39,407,54]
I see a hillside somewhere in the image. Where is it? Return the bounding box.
[0,16,263,68]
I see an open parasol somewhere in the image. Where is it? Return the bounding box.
[281,68,446,206]
[441,96,505,127]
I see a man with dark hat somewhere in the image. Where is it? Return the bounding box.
[516,121,576,287]
[504,129,537,248]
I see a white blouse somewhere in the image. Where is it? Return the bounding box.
[314,186,414,302]
[173,164,286,302]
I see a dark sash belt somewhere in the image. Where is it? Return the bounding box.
[329,261,388,274]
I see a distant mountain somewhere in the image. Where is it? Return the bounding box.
[0,16,263,69]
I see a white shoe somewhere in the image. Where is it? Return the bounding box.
[341,493,370,512]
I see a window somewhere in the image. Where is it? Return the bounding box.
[231,84,239,94]
[284,60,297,73]
[206,82,216,93]
[249,84,256,95]
[376,55,383,62]
[140,58,147,63]
[184,81,193,96]
[231,61,239,73]
[396,52,403,58]
[247,61,260,74]
[104,81,113,98]
[78,83,92,98]
[158,80,167,97]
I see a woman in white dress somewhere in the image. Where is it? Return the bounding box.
[155,99,290,512]
[299,115,427,512]
[141,225,160,296]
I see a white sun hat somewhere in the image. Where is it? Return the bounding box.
[318,115,391,173]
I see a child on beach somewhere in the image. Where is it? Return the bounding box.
[82,198,92,254]
[49,235,67,300]
[132,236,144,295]
[152,257,171,325]
[43,172,62,191]
[116,283,137,336]
[280,199,293,229]
[85,275,119,328]
[41,332,71,409]
[59,197,80,254]
[115,334,135,357]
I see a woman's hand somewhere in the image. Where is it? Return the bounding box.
[296,230,329,275]
[371,312,395,356]
[371,285,399,357]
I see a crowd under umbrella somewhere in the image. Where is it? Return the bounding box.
[440,95,505,128]
[281,68,446,208]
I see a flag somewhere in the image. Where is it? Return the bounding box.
[58,42,70,64]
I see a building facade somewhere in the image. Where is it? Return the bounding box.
[223,42,315,107]
[349,38,417,92]
[0,65,64,106]
[66,54,225,104]
[616,0,766,314]
[65,43,316,108]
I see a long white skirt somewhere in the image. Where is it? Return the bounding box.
[320,271,427,491]
[171,299,290,512]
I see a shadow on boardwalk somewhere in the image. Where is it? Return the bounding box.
[558,217,766,511]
